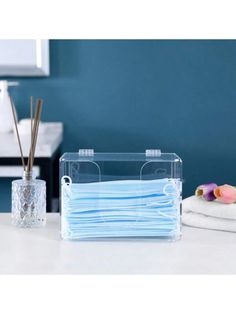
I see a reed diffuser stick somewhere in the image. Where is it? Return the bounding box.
[30,100,43,170]
[28,99,43,172]
[30,96,33,137]
[10,97,26,170]
[27,96,34,172]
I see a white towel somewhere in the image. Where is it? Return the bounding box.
[182,196,236,232]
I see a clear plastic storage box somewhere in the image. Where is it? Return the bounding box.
[60,149,182,240]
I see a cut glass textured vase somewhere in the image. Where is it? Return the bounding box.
[11,171,46,228]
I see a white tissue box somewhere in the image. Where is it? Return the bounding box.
[60,149,182,240]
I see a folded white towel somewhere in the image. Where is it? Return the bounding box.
[182,196,236,232]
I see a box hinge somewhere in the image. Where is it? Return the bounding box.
[78,149,94,157]
[145,149,161,157]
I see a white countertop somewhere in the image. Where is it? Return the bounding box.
[1,213,236,274]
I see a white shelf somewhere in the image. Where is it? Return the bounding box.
[0,122,63,158]
[0,166,40,177]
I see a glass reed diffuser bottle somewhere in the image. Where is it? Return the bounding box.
[10,97,46,228]
[12,170,46,227]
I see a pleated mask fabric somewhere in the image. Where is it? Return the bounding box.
[61,178,181,239]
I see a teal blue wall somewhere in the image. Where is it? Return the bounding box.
[1,40,236,211]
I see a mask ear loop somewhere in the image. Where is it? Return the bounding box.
[155,207,177,221]
[143,181,178,207]
[61,175,72,198]
[145,200,176,221]
[158,180,179,221]
[163,180,179,197]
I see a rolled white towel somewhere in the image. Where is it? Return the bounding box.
[182,196,236,232]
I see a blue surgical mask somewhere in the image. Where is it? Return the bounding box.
[61,177,181,239]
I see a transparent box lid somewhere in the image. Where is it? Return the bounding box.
[60,149,182,183]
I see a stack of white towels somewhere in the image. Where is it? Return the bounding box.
[182,196,236,232]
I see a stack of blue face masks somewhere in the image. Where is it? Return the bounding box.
[61,178,181,239]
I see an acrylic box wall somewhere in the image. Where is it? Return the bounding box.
[60,151,182,240]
